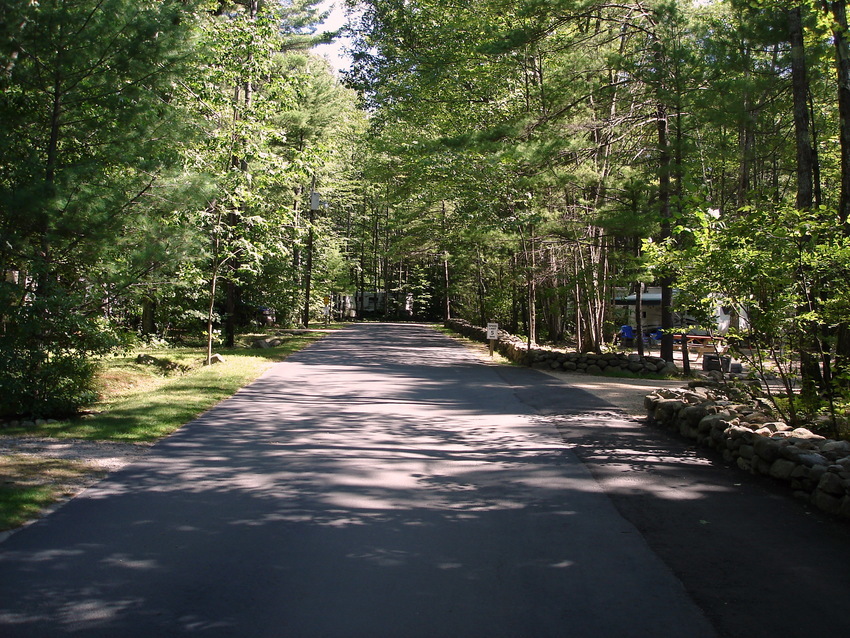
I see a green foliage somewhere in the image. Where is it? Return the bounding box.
[5,332,333,441]
[0,292,123,419]
[647,203,850,425]
[342,0,850,365]
[0,0,203,274]
[0,0,211,415]
[4,0,850,419]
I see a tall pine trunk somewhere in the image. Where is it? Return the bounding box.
[825,1,850,385]
[789,6,823,407]
[657,99,675,365]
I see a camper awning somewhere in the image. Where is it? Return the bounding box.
[614,293,664,306]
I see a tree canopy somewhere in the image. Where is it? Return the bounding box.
[3,0,850,428]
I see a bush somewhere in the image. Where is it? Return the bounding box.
[0,293,121,419]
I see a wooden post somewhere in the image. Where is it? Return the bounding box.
[487,322,499,358]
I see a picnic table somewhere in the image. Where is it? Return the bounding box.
[673,334,727,357]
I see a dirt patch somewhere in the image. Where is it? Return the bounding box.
[0,438,151,473]
[0,438,152,537]
[0,454,104,495]
[453,332,685,416]
[538,369,685,416]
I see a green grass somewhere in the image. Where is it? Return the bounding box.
[0,485,57,530]
[0,455,105,531]
[3,331,334,442]
[0,329,338,530]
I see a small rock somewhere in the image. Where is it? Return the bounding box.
[701,413,733,433]
[753,436,784,463]
[789,427,825,440]
[812,489,843,515]
[810,464,828,482]
[822,440,850,456]
[769,459,797,481]
[835,457,850,470]
[655,399,686,423]
[790,464,808,479]
[798,452,830,468]
[817,471,846,497]
[727,425,753,440]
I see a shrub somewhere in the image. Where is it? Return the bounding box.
[0,292,121,419]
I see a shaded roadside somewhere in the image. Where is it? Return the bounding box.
[489,363,850,638]
[0,323,717,637]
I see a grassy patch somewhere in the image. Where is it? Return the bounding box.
[0,329,337,530]
[3,331,333,442]
[0,455,103,530]
[434,325,516,366]
[600,367,679,381]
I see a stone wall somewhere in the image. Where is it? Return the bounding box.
[445,318,677,377]
[445,319,850,521]
[645,382,850,520]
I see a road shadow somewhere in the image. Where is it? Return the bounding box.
[2,323,849,637]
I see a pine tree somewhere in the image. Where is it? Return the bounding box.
[0,0,205,417]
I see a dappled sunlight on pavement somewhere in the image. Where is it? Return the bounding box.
[0,324,717,637]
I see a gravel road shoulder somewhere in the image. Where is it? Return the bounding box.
[0,438,152,541]
[0,437,152,473]
[537,368,685,416]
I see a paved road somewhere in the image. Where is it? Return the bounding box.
[1,324,848,637]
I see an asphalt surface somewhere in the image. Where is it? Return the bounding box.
[1,323,849,637]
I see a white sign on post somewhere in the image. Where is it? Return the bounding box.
[487,322,498,357]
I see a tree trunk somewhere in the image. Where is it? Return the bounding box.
[303,204,315,327]
[443,255,451,321]
[141,297,156,335]
[790,8,814,212]
[476,248,486,327]
[789,6,823,398]
[635,283,644,358]
[206,204,224,366]
[681,334,691,376]
[440,201,451,321]
[824,1,850,386]
[292,183,303,324]
[522,224,537,348]
[207,270,219,366]
[224,210,238,348]
[826,1,850,229]
[657,99,675,364]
